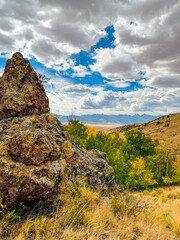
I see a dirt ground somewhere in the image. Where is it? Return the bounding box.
[85,124,121,133]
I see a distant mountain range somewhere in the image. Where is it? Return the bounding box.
[52,113,162,125]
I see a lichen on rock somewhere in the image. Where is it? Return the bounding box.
[0,114,68,206]
[0,53,116,207]
[0,52,50,119]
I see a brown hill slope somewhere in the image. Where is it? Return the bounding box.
[110,113,180,157]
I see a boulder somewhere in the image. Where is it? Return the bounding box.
[70,149,115,195]
[0,53,116,207]
[0,114,68,206]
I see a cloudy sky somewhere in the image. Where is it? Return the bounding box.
[0,0,180,116]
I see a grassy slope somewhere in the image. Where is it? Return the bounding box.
[3,183,180,240]
[2,115,180,239]
[110,113,180,157]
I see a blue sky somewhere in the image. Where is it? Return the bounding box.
[0,0,180,116]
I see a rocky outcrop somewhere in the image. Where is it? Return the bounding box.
[70,149,115,194]
[0,52,49,119]
[0,114,68,206]
[0,53,116,207]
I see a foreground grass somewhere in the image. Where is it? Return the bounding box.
[135,186,180,236]
[1,182,179,240]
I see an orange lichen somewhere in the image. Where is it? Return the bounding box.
[46,114,58,125]
[29,115,39,122]
[62,141,80,166]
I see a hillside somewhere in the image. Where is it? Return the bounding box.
[110,113,180,157]
[1,182,180,239]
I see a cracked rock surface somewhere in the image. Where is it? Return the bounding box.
[0,53,116,207]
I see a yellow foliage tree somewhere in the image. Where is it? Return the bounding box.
[127,157,157,189]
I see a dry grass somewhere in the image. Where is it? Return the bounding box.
[111,113,180,157]
[134,186,180,236]
[1,182,179,240]
[85,124,119,133]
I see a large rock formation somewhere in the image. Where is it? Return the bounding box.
[0,52,49,119]
[0,53,116,207]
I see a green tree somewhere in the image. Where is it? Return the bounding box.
[125,130,156,157]
[64,122,177,189]
[64,119,87,147]
[171,158,180,184]
[145,148,175,184]
[126,157,157,189]
[109,149,130,185]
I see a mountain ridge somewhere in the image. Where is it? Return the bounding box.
[52,113,162,125]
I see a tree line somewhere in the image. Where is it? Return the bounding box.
[64,120,180,189]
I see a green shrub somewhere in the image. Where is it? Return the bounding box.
[64,119,87,147]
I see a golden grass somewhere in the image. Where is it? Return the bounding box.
[135,186,180,236]
[2,183,180,240]
[111,113,180,157]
